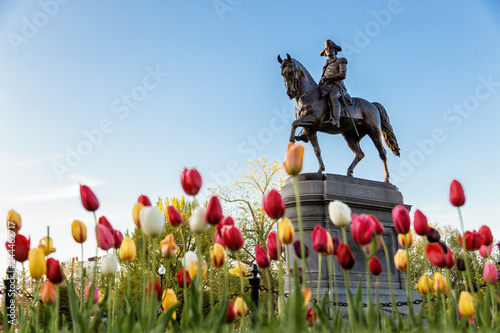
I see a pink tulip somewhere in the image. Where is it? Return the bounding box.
[95,224,114,251]
[311,225,329,253]
[113,230,124,249]
[483,262,498,284]
[351,214,375,245]
[478,225,493,246]
[85,283,99,304]
[479,244,493,258]
[392,205,410,234]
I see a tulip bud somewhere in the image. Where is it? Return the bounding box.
[132,203,144,228]
[398,232,413,248]
[306,307,317,327]
[312,224,329,253]
[46,258,64,284]
[458,291,474,317]
[210,243,227,268]
[119,236,136,262]
[328,200,351,227]
[266,232,283,260]
[302,288,312,310]
[255,244,270,268]
[413,209,430,236]
[113,230,124,249]
[278,218,295,245]
[140,206,165,237]
[167,205,183,227]
[29,248,46,279]
[478,225,493,246]
[479,244,493,258]
[181,168,202,196]
[189,207,210,233]
[162,289,178,312]
[284,142,305,176]
[41,281,57,305]
[206,196,223,225]
[226,300,236,324]
[433,272,447,293]
[160,234,179,259]
[262,189,286,220]
[5,234,30,262]
[85,283,99,304]
[418,276,433,295]
[293,240,309,259]
[426,228,441,243]
[98,216,114,233]
[459,231,483,251]
[137,195,152,206]
[101,253,118,276]
[229,261,247,277]
[456,258,466,271]
[234,297,248,317]
[176,268,191,288]
[392,205,410,234]
[483,262,498,284]
[80,185,99,212]
[6,209,22,233]
[394,249,407,272]
[95,224,114,251]
[146,281,162,301]
[337,243,355,270]
[222,225,244,251]
[38,237,56,256]
[369,256,382,276]
[71,220,87,243]
[449,179,465,207]
[351,214,375,246]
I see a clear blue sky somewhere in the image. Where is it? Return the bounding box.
[1,1,500,274]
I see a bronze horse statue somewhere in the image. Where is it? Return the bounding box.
[278,54,400,182]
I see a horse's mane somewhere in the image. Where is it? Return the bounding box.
[291,59,317,86]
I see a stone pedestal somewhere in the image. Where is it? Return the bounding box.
[281,173,416,314]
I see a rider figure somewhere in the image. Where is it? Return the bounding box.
[318,40,352,128]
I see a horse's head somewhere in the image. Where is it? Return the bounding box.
[278,53,299,99]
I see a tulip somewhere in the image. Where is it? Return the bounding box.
[456,258,466,271]
[189,207,210,233]
[40,281,57,305]
[284,142,305,176]
[479,244,493,258]
[182,251,198,270]
[369,256,382,276]
[119,236,136,262]
[328,200,351,227]
[222,225,244,251]
[98,216,114,233]
[176,268,191,288]
[132,203,144,228]
[302,288,312,310]
[392,205,410,234]
[210,243,227,268]
[337,243,355,270]
[162,289,178,312]
[459,231,483,251]
[483,262,498,283]
[188,260,207,279]
[215,216,235,247]
[458,291,474,317]
[233,297,248,317]
[255,244,270,268]
[95,224,114,251]
[215,231,226,248]
[262,189,286,219]
[137,194,152,206]
[146,281,162,301]
[206,196,223,225]
[226,300,236,324]
[167,205,183,227]
[6,209,21,233]
[160,234,179,259]
[427,228,441,243]
[113,230,124,249]
[278,218,295,245]
[181,168,202,196]
[449,179,465,207]
[29,248,46,279]
[325,232,334,256]
[351,214,375,246]
[478,225,493,246]
[38,237,56,256]
[394,249,407,272]
[229,261,246,277]
[5,234,30,262]
[425,243,448,268]
[46,258,64,284]
[418,276,433,295]
[306,307,317,327]
[85,283,99,304]
[444,246,455,269]
[433,272,447,293]
[365,236,382,258]
[71,220,87,243]
[80,184,99,212]
[413,209,430,236]
[331,236,341,255]
[369,215,384,235]
[293,240,309,259]
[398,232,413,248]
[266,232,283,260]
[101,253,118,276]
[312,224,329,253]
[140,206,165,237]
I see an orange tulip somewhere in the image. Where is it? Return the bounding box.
[160,234,179,259]
[284,143,305,176]
[132,202,144,228]
[41,281,57,305]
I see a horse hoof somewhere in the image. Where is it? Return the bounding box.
[347,171,353,177]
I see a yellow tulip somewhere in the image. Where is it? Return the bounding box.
[433,272,447,293]
[279,218,295,245]
[71,220,87,243]
[160,234,179,259]
[38,237,56,255]
[29,248,46,280]
[188,260,207,279]
[394,249,407,272]
[302,288,312,310]
[162,288,178,311]
[234,297,248,317]
[458,291,474,317]
[229,261,247,277]
[40,281,57,305]
[132,202,144,228]
[418,276,433,295]
[284,142,305,176]
[6,209,22,233]
[210,243,226,268]
[398,232,413,248]
[119,236,136,262]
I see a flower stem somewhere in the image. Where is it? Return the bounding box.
[380,237,397,316]
[80,243,85,311]
[265,268,273,318]
[234,251,246,330]
[276,227,284,315]
[126,260,131,298]
[195,233,203,316]
[317,253,322,302]
[457,207,475,298]
[179,227,188,315]
[326,255,334,315]
[365,256,372,306]
[292,175,307,289]
[331,256,339,314]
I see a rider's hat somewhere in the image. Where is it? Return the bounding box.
[320,40,342,56]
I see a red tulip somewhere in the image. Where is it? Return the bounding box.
[266,232,283,260]
[146,281,162,301]
[95,224,114,251]
[478,225,493,246]
[262,189,286,219]
[181,168,202,196]
[483,262,498,284]
[413,209,430,236]
[312,225,329,253]
[425,243,449,268]
[5,234,30,262]
[137,195,152,206]
[331,236,341,255]
[337,243,355,270]
[80,184,99,212]
[293,240,309,259]
[167,206,183,227]
[427,228,441,243]
[176,268,191,288]
[306,307,317,326]
[226,300,236,324]
[445,246,455,269]
[206,196,223,225]
[449,179,465,207]
[215,216,235,247]
[369,215,384,235]
[98,216,114,233]
[215,231,226,248]
[369,256,382,276]
[255,244,270,268]
[222,225,243,251]
[459,231,483,251]
[351,214,375,245]
[392,205,410,234]
[46,258,64,284]
[113,230,124,249]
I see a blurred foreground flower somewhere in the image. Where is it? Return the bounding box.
[369,256,382,276]
[29,248,46,280]
[459,231,483,251]
[210,243,226,268]
[181,168,202,196]
[262,189,286,219]
[302,288,312,310]
[41,281,57,305]
[46,258,64,284]
[5,234,30,262]
[146,281,162,301]
[222,225,244,251]
[6,209,22,233]
[176,268,191,288]
[483,262,498,283]
[229,262,246,277]
[278,218,295,244]
[392,205,410,234]
[140,206,165,237]
[38,237,56,256]
[293,240,309,259]
[458,291,474,317]
[284,142,304,176]
[101,253,118,276]
[189,207,209,233]
[255,244,270,268]
[478,225,493,246]
[234,297,248,317]
[433,272,447,293]
[160,234,179,259]
[85,283,99,304]
[167,205,184,227]
[206,196,223,225]
[266,232,283,260]
[95,224,114,251]
[449,179,465,207]
[413,209,430,236]
[162,289,178,314]
[71,220,87,243]
[328,200,351,227]
[398,232,413,248]
[337,243,355,270]
[394,249,407,272]
[226,300,236,324]
[351,214,375,246]
[119,236,136,262]
[80,185,99,212]
[418,276,433,295]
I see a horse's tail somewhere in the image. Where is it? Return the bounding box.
[373,102,400,157]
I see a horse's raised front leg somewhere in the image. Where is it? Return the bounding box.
[289,115,320,143]
[304,130,325,173]
[343,134,364,177]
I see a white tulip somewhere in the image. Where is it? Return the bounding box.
[328,200,352,227]
[189,207,209,233]
[182,251,198,269]
[140,206,165,237]
[101,253,118,276]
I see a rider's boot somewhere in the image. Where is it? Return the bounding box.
[327,95,341,128]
